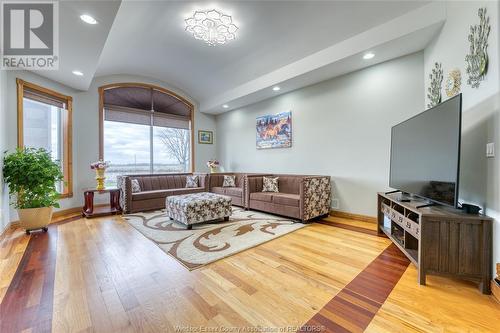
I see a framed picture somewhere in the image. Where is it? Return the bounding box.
[198,130,213,144]
[256,111,292,149]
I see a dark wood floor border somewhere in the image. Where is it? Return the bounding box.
[318,220,379,236]
[0,216,79,332]
[299,243,410,332]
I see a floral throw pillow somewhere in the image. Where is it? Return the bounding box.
[262,177,279,192]
[223,175,236,187]
[185,175,199,188]
[131,179,141,193]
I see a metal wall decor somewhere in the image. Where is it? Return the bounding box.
[465,7,490,88]
[445,69,461,97]
[427,62,443,108]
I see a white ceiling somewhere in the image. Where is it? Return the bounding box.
[32,0,121,90]
[33,1,446,113]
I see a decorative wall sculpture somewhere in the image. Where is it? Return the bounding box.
[427,62,443,108]
[465,7,490,88]
[445,69,462,98]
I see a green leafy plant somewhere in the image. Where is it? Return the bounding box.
[3,148,63,209]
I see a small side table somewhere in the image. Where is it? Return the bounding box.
[82,188,122,218]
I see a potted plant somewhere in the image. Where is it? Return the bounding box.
[3,148,63,234]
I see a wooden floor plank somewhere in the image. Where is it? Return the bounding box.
[0,214,498,332]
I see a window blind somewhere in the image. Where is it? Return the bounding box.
[152,112,190,130]
[24,88,66,109]
[104,104,152,126]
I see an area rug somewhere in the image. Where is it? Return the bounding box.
[123,207,305,270]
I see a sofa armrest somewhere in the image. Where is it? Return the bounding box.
[117,175,132,213]
[245,176,264,207]
[300,176,331,221]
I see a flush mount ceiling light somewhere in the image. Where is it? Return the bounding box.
[222,104,229,109]
[72,70,84,76]
[363,52,375,60]
[272,86,280,91]
[80,14,97,25]
[185,9,238,46]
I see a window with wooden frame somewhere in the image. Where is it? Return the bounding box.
[98,83,194,186]
[16,79,73,198]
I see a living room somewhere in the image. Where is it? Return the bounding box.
[0,1,499,332]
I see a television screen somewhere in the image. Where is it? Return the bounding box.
[389,94,462,207]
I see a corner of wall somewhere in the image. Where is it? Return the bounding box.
[0,69,10,232]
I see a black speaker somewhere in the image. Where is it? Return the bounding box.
[461,203,481,215]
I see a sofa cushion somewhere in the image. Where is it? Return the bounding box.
[173,187,205,196]
[262,176,279,192]
[250,192,274,203]
[211,187,225,195]
[272,193,300,207]
[225,187,243,197]
[132,189,177,201]
[223,175,236,187]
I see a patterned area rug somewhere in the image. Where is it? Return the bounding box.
[123,207,306,270]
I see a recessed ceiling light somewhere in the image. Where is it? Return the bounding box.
[72,70,84,76]
[222,104,229,109]
[363,52,375,60]
[272,86,280,91]
[185,9,238,46]
[80,14,97,25]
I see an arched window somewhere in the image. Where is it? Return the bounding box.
[98,83,194,185]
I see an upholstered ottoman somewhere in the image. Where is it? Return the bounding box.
[166,192,232,229]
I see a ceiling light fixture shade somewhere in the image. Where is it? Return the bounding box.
[363,52,375,60]
[272,86,280,91]
[72,70,84,76]
[185,9,238,46]
[80,14,97,25]
[222,104,229,108]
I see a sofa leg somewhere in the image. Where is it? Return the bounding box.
[224,216,229,221]
[187,225,192,230]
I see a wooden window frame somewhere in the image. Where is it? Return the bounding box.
[16,78,73,198]
[98,82,195,173]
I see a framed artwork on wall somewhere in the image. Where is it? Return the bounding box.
[198,130,213,144]
[256,111,292,149]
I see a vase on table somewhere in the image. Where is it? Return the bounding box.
[209,167,217,174]
[95,168,105,190]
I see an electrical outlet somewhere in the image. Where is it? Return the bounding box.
[331,198,339,209]
[486,143,495,158]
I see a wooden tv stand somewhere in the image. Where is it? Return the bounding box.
[377,192,492,294]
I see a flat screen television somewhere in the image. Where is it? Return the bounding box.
[389,94,462,207]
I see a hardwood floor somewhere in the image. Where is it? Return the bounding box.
[0,214,499,332]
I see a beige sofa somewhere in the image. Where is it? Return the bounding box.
[208,173,246,207]
[118,173,208,213]
[118,172,331,222]
[246,174,331,222]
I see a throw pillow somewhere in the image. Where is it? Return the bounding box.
[223,175,236,187]
[131,179,141,193]
[185,175,199,188]
[262,177,279,192]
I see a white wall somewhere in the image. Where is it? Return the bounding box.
[424,0,500,277]
[216,52,424,216]
[0,69,8,233]
[3,71,216,222]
